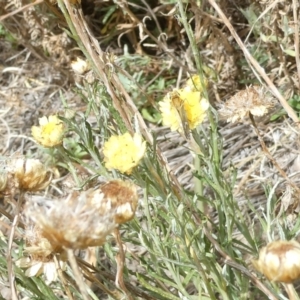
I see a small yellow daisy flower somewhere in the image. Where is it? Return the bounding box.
[178,89,209,130]
[159,90,183,132]
[103,133,146,174]
[159,89,209,133]
[185,75,208,93]
[32,115,65,147]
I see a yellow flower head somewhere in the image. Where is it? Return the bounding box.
[185,75,208,93]
[32,115,65,147]
[159,89,209,133]
[103,133,146,174]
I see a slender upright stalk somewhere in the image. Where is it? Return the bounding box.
[7,191,24,300]
[66,248,90,300]
[114,228,133,300]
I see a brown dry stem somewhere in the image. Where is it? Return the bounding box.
[66,248,89,300]
[53,254,74,300]
[77,257,155,300]
[114,228,133,300]
[284,283,299,300]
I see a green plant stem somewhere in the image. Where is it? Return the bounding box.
[177,1,206,97]
[57,146,81,187]
[177,1,220,164]
[202,226,278,300]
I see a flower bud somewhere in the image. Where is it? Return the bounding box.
[71,57,89,75]
[252,240,300,283]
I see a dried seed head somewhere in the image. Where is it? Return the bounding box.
[23,225,62,257]
[25,190,117,250]
[25,180,138,250]
[100,180,138,224]
[9,158,52,191]
[219,86,275,123]
[252,240,300,283]
[16,225,66,283]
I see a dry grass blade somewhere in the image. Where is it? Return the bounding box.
[0,0,43,21]
[292,0,300,90]
[114,228,133,300]
[249,113,300,194]
[66,248,89,300]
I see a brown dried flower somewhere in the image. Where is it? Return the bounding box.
[25,180,138,250]
[252,240,300,283]
[16,225,66,283]
[100,180,138,224]
[219,86,275,123]
[8,158,52,192]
